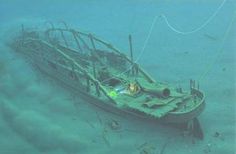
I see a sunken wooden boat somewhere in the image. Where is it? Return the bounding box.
[10,24,205,124]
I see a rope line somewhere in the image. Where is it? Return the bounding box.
[198,11,236,81]
[135,16,159,63]
[101,16,159,83]
[101,0,228,83]
[161,0,227,35]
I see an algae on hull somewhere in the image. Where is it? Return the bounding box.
[10,25,205,125]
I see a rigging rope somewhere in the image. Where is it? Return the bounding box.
[161,0,227,35]
[134,16,159,63]
[101,0,228,83]
[101,16,159,83]
[198,11,236,82]
[132,0,229,83]
[129,0,227,70]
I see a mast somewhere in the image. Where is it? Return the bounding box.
[45,28,156,83]
[128,34,134,76]
[89,34,97,78]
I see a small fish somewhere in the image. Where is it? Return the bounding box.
[204,33,217,41]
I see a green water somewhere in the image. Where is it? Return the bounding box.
[0,0,235,153]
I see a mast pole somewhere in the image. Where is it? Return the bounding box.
[129,35,134,76]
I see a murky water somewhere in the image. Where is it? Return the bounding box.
[0,0,235,153]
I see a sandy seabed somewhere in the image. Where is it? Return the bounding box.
[0,0,235,153]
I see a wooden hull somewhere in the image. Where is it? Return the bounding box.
[162,99,205,123]
[12,28,205,125]
[33,54,205,124]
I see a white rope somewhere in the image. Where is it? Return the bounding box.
[161,0,227,35]
[101,0,227,83]
[134,16,159,63]
[198,11,236,81]
[101,16,159,83]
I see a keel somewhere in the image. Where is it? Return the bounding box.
[187,118,204,140]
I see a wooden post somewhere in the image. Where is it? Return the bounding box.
[60,30,69,47]
[39,39,117,100]
[86,76,90,92]
[89,34,96,51]
[95,81,100,96]
[72,31,83,53]
[134,63,139,75]
[190,79,192,91]
[92,35,155,83]
[129,35,134,76]
[92,60,96,78]
[77,34,90,51]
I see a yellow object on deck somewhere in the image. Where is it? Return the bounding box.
[128,83,140,94]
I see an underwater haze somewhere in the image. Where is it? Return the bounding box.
[0,0,236,154]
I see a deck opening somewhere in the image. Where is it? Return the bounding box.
[163,88,170,98]
[107,78,121,87]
